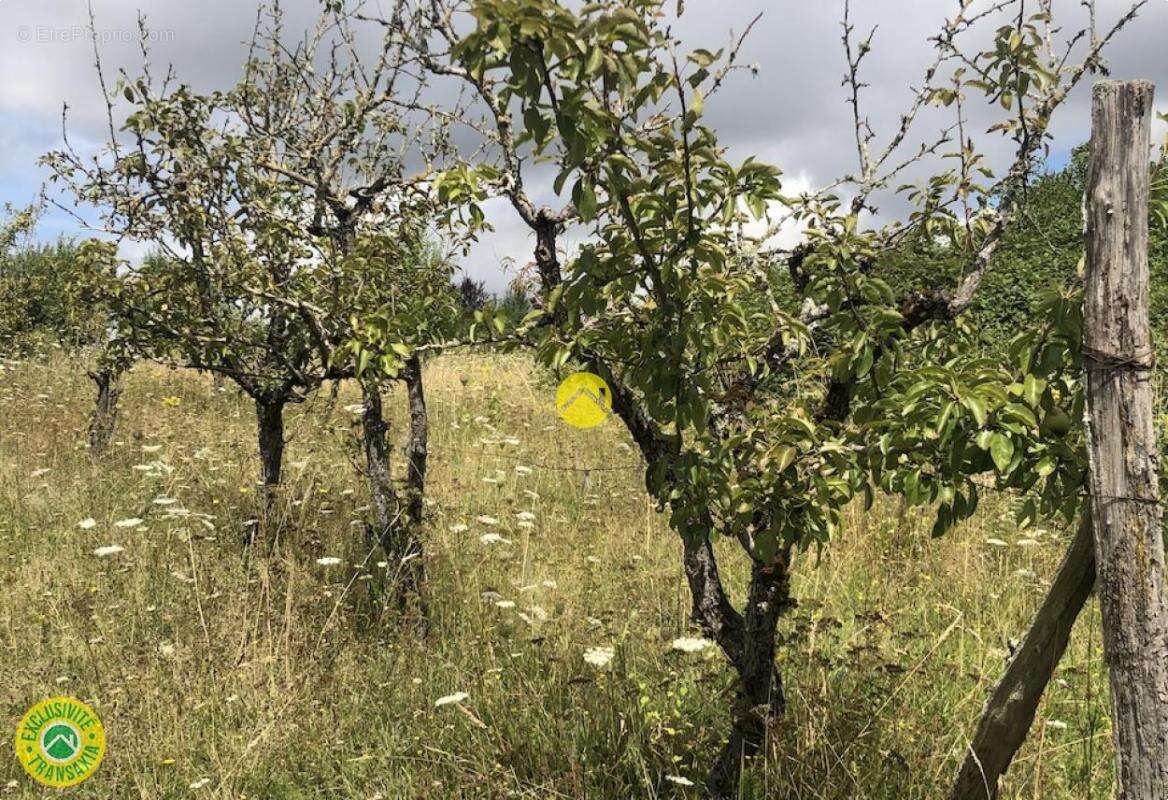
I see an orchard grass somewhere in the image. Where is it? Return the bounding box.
[0,352,1113,798]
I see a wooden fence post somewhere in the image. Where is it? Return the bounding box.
[1083,79,1168,800]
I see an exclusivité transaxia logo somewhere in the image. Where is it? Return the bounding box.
[13,696,106,788]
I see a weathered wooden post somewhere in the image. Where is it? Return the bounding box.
[1083,79,1168,800]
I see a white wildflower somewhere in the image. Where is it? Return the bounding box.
[665,775,695,787]
[30,468,51,478]
[141,444,163,453]
[77,518,97,530]
[671,637,714,654]
[316,557,342,566]
[480,533,512,545]
[343,404,365,415]
[495,600,516,609]
[1046,719,1069,731]
[93,545,124,557]
[434,692,469,708]
[449,523,469,533]
[583,646,615,668]
[476,515,500,526]
[985,538,1008,547]
[514,465,533,476]
[189,778,211,789]
[515,511,536,522]
[114,518,144,528]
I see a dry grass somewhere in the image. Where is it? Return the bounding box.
[0,351,1114,798]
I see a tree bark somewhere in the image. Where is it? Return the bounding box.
[402,354,428,529]
[1083,79,1168,800]
[86,368,122,454]
[705,554,793,799]
[360,368,425,602]
[682,530,745,665]
[949,516,1097,800]
[254,397,286,538]
[360,379,398,546]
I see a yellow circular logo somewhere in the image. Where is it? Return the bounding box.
[14,697,106,788]
[555,372,612,429]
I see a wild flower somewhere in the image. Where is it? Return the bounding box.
[93,545,124,557]
[434,692,469,708]
[583,646,615,668]
[476,515,500,526]
[514,465,533,476]
[153,497,178,506]
[495,600,516,609]
[449,523,469,533]
[985,538,1008,547]
[30,468,51,478]
[188,778,211,789]
[480,533,512,545]
[77,518,97,530]
[671,637,714,654]
[141,444,163,453]
[1046,720,1069,731]
[515,511,536,522]
[114,517,144,528]
[316,557,342,566]
[665,775,695,787]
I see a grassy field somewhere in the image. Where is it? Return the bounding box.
[0,352,1116,799]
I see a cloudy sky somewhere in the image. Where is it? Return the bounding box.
[1,0,1165,290]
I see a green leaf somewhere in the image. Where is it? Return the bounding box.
[962,395,988,428]
[990,433,1015,473]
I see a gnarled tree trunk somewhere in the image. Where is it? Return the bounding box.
[705,553,793,799]
[87,368,122,454]
[949,515,1096,800]
[1082,79,1168,800]
[254,397,286,541]
[360,379,399,548]
[402,354,428,530]
[360,365,426,604]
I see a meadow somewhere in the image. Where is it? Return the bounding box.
[0,352,1116,799]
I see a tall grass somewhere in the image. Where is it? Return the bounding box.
[0,352,1113,798]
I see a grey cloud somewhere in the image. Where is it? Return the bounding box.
[2,0,1165,291]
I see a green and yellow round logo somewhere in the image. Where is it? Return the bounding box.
[555,372,612,429]
[14,697,106,788]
